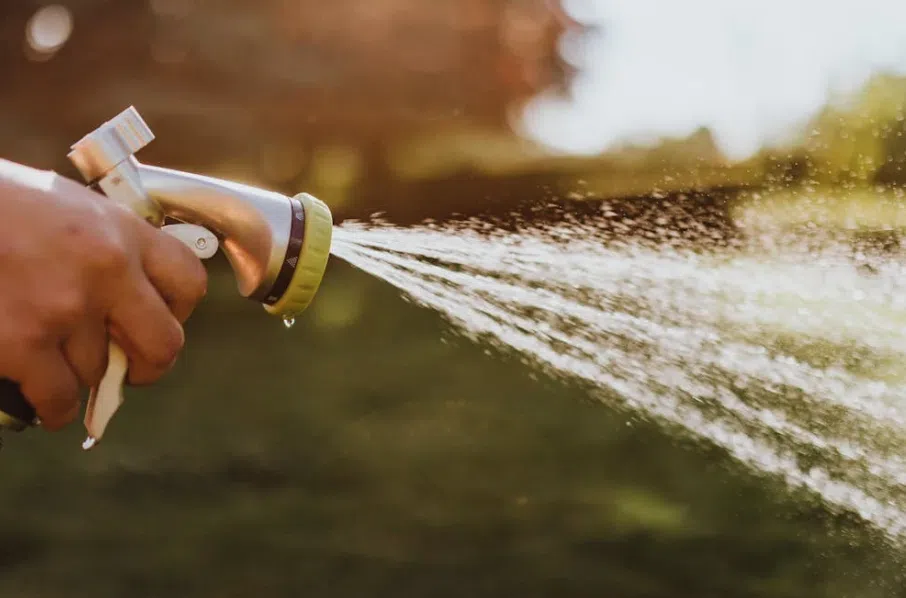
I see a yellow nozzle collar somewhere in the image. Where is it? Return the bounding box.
[263,193,333,319]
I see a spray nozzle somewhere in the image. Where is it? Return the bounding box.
[0,106,333,449]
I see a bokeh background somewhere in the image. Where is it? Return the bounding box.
[4,1,906,596]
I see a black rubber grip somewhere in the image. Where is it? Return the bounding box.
[0,378,37,424]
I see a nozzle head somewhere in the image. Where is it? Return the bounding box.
[262,193,333,319]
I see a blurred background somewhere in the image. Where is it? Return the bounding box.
[4,1,906,596]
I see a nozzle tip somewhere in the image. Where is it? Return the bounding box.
[263,193,333,319]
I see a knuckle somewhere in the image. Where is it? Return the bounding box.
[91,232,130,274]
[63,214,130,275]
[46,291,87,327]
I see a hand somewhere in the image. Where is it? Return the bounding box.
[0,159,207,431]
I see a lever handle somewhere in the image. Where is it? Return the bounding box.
[82,341,128,449]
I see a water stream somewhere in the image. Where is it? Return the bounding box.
[328,207,906,542]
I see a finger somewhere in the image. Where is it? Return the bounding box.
[62,318,110,388]
[108,276,184,387]
[19,347,81,432]
[140,228,208,323]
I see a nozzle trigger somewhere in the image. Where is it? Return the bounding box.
[82,341,128,450]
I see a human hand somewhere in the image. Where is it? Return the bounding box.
[0,159,207,430]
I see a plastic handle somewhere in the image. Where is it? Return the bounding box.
[82,341,129,448]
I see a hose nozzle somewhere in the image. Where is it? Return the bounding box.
[0,106,333,447]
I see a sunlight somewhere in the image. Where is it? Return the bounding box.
[520,0,906,160]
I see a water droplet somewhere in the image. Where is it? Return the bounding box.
[283,317,296,329]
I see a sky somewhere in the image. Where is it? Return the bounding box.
[520,0,906,160]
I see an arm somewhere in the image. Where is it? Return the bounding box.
[0,159,207,431]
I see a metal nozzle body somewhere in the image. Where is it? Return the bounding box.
[135,163,292,301]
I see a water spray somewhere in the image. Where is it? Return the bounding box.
[328,216,906,543]
[0,107,334,450]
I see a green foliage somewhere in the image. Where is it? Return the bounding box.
[799,73,906,186]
